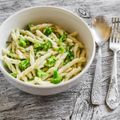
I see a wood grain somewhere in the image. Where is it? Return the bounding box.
[0,0,120,120]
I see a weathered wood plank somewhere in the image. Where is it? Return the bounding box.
[1,0,120,120]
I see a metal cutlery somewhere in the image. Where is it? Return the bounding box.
[106,17,120,110]
[91,16,111,105]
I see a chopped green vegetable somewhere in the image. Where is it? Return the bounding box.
[26,40,31,46]
[36,69,47,78]
[58,46,66,53]
[42,41,52,51]
[51,69,62,84]
[43,27,53,36]
[67,51,74,60]
[64,50,74,64]
[45,56,56,67]
[11,72,17,78]
[19,38,27,47]
[26,23,34,31]
[34,41,52,52]
[19,59,30,71]
[59,32,67,42]
[19,38,30,47]
[34,42,43,51]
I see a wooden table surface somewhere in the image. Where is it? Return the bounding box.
[1,0,120,120]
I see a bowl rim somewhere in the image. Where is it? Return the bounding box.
[0,6,96,89]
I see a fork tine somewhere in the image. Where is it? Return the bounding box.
[116,18,119,43]
[107,18,120,110]
[110,18,116,43]
[114,18,117,43]
[116,33,119,43]
[116,17,119,29]
[118,18,120,43]
[114,17,119,43]
[110,17,120,43]
[117,18,120,43]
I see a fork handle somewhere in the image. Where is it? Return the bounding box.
[106,51,119,109]
[91,47,103,105]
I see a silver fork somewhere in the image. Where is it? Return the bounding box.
[106,17,120,110]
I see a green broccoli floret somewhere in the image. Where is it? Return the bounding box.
[34,42,43,52]
[19,38,30,47]
[43,27,53,36]
[58,46,66,53]
[34,41,52,52]
[59,32,67,42]
[19,59,30,71]
[64,50,74,64]
[42,41,52,51]
[51,69,62,84]
[45,56,56,67]
[36,69,47,78]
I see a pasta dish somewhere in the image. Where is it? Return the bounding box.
[2,23,86,86]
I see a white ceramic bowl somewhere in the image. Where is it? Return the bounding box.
[0,6,95,95]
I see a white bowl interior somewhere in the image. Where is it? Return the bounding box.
[0,7,95,95]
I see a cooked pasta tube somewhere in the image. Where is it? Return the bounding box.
[68,35,84,48]
[58,58,81,73]
[27,73,33,79]
[20,30,36,38]
[73,44,79,58]
[4,59,16,73]
[16,49,26,59]
[49,33,59,42]
[2,55,20,64]
[30,46,35,65]
[70,32,78,37]
[55,25,64,35]
[65,67,81,80]
[80,49,86,57]
[30,23,52,32]
[24,36,40,43]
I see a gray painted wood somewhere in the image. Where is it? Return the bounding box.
[0,0,120,120]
